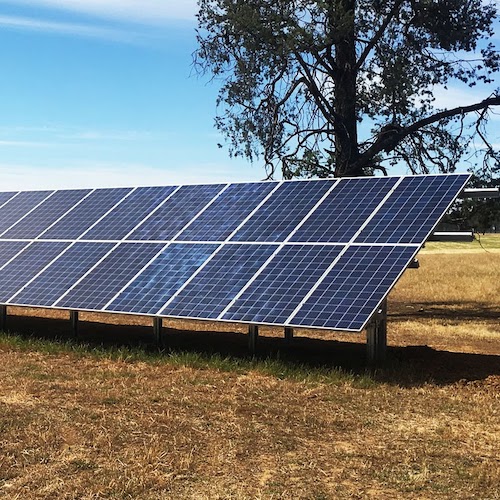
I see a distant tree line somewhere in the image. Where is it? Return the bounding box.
[441,174,500,233]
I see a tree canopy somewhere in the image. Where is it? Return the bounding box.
[195,0,500,178]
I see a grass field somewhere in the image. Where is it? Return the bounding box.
[0,235,499,499]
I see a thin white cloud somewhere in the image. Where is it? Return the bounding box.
[0,161,260,190]
[8,0,197,25]
[0,14,150,43]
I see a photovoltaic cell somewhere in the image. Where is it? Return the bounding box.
[106,243,219,314]
[55,243,165,310]
[0,192,18,207]
[290,245,418,331]
[0,241,70,302]
[10,242,115,307]
[291,177,398,243]
[222,244,344,324]
[0,191,53,235]
[42,188,132,240]
[230,180,336,242]
[128,184,225,241]
[84,186,178,241]
[356,174,470,244]
[0,241,31,268]
[175,182,278,241]
[2,189,91,239]
[162,244,277,319]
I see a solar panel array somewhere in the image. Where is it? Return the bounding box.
[0,174,469,332]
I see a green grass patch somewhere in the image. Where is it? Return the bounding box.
[0,330,374,387]
[421,232,500,252]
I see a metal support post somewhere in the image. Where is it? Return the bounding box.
[366,298,387,366]
[284,326,294,343]
[248,324,258,354]
[153,317,163,348]
[0,305,7,331]
[70,310,79,338]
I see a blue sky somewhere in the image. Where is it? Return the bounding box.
[0,1,498,190]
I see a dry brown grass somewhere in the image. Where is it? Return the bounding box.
[0,240,499,499]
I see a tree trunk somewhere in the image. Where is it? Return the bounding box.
[331,0,363,177]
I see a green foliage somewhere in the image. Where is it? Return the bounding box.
[444,174,500,232]
[195,0,499,177]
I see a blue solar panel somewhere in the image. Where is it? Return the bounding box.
[222,244,344,324]
[161,244,277,319]
[230,180,336,242]
[55,243,165,310]
[2,189,91,239]
[356,174,470,244]
[0,191,53,235]
[175,182,278,241]
[0,241,31,268]
[10,242,115,307]
[0,241,70,302]
[291,177,398,243]
[128,184,226,241]
[106,243,219,314]
[0,192,18,207]
[84,186,178,241]
[42,188,132,240]
[289,245,418,331]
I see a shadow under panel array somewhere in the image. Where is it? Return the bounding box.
[0,174,469,332]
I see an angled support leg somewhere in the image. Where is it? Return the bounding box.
[366,299,387,366]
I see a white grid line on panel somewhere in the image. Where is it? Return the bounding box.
[284,176,407,326]
[0,191,21,211]
[417,174,470,245]
[100,184,230,312]
[76,187,139,240]
[2,188,140,305]
[155,181,285,315]
[0,190,56,238]
[35,189,96,240]
[216,179,342,320]
[0,241,35,272]
[6,241,77,304]
[50,188,185,307]
[169,183,231,241]
[115,185,186,239]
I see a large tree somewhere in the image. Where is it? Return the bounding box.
[195,0,500,178]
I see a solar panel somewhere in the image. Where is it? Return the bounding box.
[10,242,116,307]
[84,186,178,241]
[128,184,226,241]
[287,245,419,331]
[160,244,278,319]
[42,188,133,240]
[55,243,165,310]
[175,182,278,242]
[221,244,344,324]
[230,180,335,242]
[0,190,53,235]
[290,177,397,243]
[2,189,92,239]
[0,241,70,302]
[0,192,18,208]
[0,173,470,333]
[106,243,219,314]
[356,175,468,244]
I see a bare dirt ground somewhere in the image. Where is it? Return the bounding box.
[0,238,499,499]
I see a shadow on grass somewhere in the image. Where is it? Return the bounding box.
[390,300,500,321]
[2,313,499,388]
